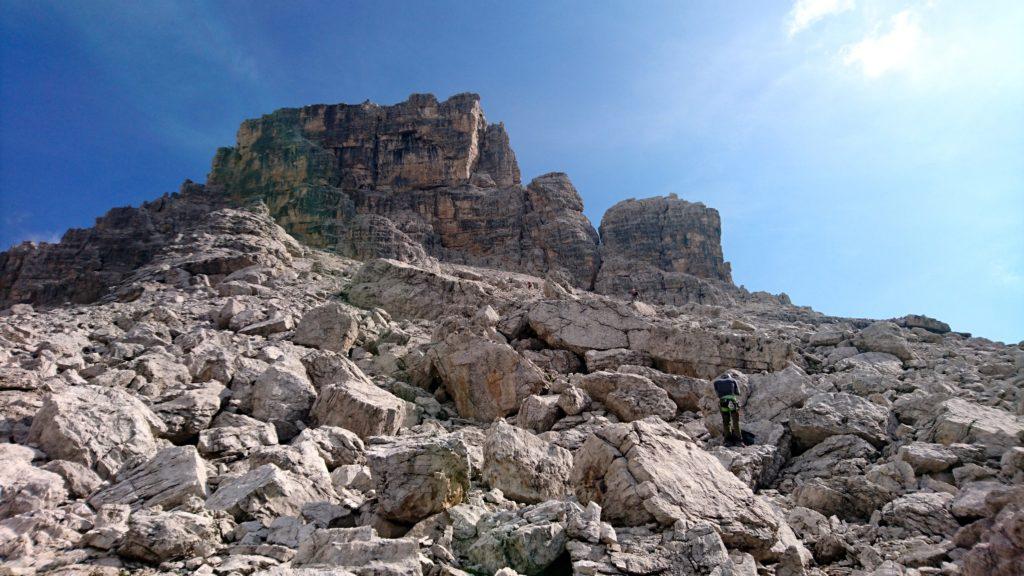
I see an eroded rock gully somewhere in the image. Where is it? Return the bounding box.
[0,93,1021,576]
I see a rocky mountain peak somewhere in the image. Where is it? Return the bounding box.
[1,93,1020,576]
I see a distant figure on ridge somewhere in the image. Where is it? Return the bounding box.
[629,287,640,302]
[713,372,744,446]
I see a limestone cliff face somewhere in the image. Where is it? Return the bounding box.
[207,93,599,287]
[596,194,733,304]
[0,93,737,307]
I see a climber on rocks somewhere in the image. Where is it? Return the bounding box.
[713,372,744,446]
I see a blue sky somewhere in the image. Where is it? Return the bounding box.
[1,0,1022,342]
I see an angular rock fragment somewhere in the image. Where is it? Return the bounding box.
[292,303,359,353]
[570,418,797,558]
[0,459,67,517]
[28,385,165,479]
[929,399,1024,457]
[482,420,573,503]
[291,526,422,575]
[309,352,409,438]
[206,463,326,521]
[119,509,219,562]
[291,425,365,468]
[198,412,279,458]
[790,392,892,449]
[515,394,562,433]
[428,330,546,422]
[252,357,316,441]
[366,433,470,525]
[577,371,676,422]
[90,446,208,511]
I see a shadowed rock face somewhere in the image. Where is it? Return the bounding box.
[0,181,227,308]
[596,194,733,303]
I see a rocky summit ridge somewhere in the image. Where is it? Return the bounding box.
[0,94,1021,576]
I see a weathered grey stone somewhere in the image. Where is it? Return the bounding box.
[515,394,562,433]
[28,385,165,479]
[252,357,316,441]
[291,526,421,575]
[292,303,359,353]
[584,348,650,373]
[557,386,591,416]
[291,425,365,469]
[309,352,409,438]
[961,504,1024,576]
[854,322,913,362]
[198,412,279,458]
[90,446,208,511]
[880,492,958,537]
[790,392,892,449]
[119,509,219,562]
[482,420,573,503]
[577,371,676,422]
[897,442,959,474]
[570,418,796,558]
[929,399,1024,457]
[429,331,545,422]
[528,298,649,355]
[150,380,225,442]
[0,460,67,517]
[39,460,103,499]
[366,433,470,524]
[618,365,708,412]
[206,464,327,521]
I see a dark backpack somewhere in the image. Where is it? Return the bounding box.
[713,377,739,398]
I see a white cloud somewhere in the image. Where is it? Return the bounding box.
[788,0,856,37]
[842,10,923,78]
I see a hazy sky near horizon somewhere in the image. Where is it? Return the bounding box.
[2,0,1022,342]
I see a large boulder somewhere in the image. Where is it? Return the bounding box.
[570,418,799,559]
[197,412,279,458]
[527,298,649,355]
[0,458,67,517]
[853,321,913,362]
[366,433,470,525]
[929,399,1024,457]
[28,385,165,479]
[584,348,650,372]
[118,509,219,563]
[482,420,573,503]
[90,446,208,511]
[292,302,359,353]
[291,426,365,469]
[618,365,708,412]
[149,380,225,443]
[251,357,317,441]
[349,258,506,321]
[291,526,422,575]
[897,442,960,474]
[962,504,1024,576]
[205,463,327,521]
[743,364,816,424]
[576,371,676,422]
[457,500,576,575]
[428,331,546,422]
[880,492,958,537]
[638,324,795,380]
[515,394,563,433]
[790,392,892,449]
[308,352,409,438]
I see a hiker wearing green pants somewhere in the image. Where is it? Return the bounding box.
[713,373,743,446]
